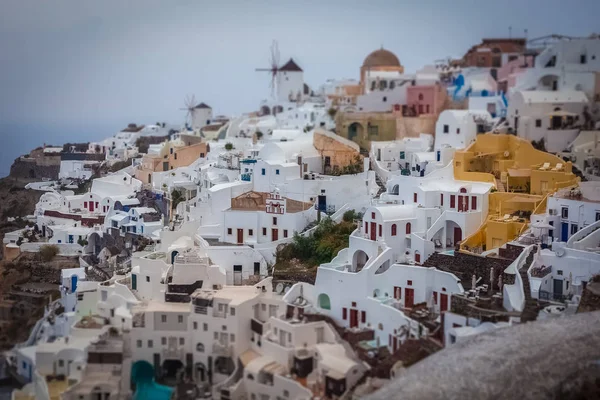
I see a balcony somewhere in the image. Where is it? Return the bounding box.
[212,342,232,356]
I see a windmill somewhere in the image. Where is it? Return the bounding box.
[255,40,281,99]
[180,94,197,130]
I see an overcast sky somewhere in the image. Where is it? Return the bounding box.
[0,0,599,173]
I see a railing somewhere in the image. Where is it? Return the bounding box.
[539,290,573,303]
[241,173,252,181]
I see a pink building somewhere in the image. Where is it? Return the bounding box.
[404,84,447,117]
[497,55,535,92]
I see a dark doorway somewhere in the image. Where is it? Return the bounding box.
[233,265,242,286]
[370,222,376,241]
[349,309,358,328]
[237,228,243,244]
[553,279,563,297]
[272,229,278,241]
[440,293,448,312]
[317,195,326,212]
[161,359,184,385]
[454,227,462,244]
[405,288,415,308]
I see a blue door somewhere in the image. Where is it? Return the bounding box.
[561,222,569,242]
[71,275,78,293]
[132,274,137,290]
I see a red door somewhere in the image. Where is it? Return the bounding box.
[370,222,376,241]
[454,227,462,244]
[405,288,414,308]
[415,252,421,264]
[349,309,358,328]
[440,293,448,312]
[237,229,243,244]
[457,195,463,212]
[89,201,95,212]
[272,229,278,241]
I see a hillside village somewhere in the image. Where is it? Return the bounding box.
[2,34,600,399]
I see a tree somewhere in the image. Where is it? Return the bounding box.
[171,189,184,212]
[39,245,59,262]
[328,107,337,119]
[225,142,234,151]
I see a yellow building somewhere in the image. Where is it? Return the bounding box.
[313,128,363,173]
[456,133,579,253]
[135,134,209,184]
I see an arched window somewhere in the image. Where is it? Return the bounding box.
[391,224,397,236]
[196,343,204,352]
[460,188,467,193]
[318,293,331,310]
[406,223,411,234]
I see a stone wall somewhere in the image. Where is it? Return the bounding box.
[9,157,60,180]
[577,281,600,314]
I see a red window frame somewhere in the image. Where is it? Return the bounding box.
[471,196,477,210]
[450,195,456,208]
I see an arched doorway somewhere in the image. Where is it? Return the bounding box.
[318,294,331,310]
[446,220,462,248]
[352,250,369,272]
[272,105,283,116]
[171,250,179,264]
[538,74,559,91]
[390,184,399,195]
[348,122,364,142]
[260,105,271,116]
[195,362,207,382]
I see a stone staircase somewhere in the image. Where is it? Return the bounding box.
[494,178,506,192]
[519,245,539,322]
[375,174,386,197]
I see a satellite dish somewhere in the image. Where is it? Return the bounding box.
[276,283,284,294]
[554,247,566,257]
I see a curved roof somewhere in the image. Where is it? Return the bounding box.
[372,204,416,221]
[362,48,401,68]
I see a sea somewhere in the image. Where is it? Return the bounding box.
[0,121,122,179]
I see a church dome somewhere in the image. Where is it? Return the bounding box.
[362,48,401,68]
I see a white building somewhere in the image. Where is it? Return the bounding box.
[191,103,213,131]
[276,59,306,103]
[58,159,100,180]
[508,90,589,152]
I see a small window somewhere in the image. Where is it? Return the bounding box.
[391,224,397,236]
[227,228,232,235]
[248,229,253,236]
[382,96,387,102]
[406,223,411,234]
[174,153,177,160]
[262,227,267,235]
[595,212,600,222]
[276,169,280,175]
[379,224,382,236]
[407,280,413,285]
[203,323,208,331]
[196,343,205,352]
[557,270,563,276]
[443,124,449,133]
[283,229,288,238]
[59,359,64,367]
[146,276,150,283]
[561,207,569,219]
[136,340,142,348]
[148,340,153,348]
[273,217,277,225]
[413,193,418,203]
[161,314,167,323]
[456,128,460,134]
[261,168,266,175]
[179,337,184,345]
[371,212,375,219]
[230,308,235,316]
[581,54,587,64]
[230,333,236,342]
[571,224,578,234]
[161,337,166,345]
[535,119,542,127]
[178,315,183,323]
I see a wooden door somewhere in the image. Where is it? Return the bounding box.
[272,228,278,241]
[457,195,463,212]
[370,222,376,240]
[440,293,448,312]
[454,227,462,244]
[405,288,414,308]
[415,252,421,264]
[89,201,95,212]
[349,309,358,328]
[237,229,243,244]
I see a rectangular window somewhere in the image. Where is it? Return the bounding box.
[137,340,142,348]
[471,196,477,210]
[161,314,167,323]
[148,340,153,348]
[450,195,456,208]
[178,315,183,323]
[361,311,366,323]
[283,229,288,238]
[161,337,166,345]
[227,228,232,235]
[433,291,438,305]
[342,308,347,320]
[571,224,578,234]
[261,168,266,175]
[440,193,444,206]
[379,224,382,236]
[193,322,198,330]
[443,124,449,134]
[368,125,379,135]
[400,151,405,159]
[596,212,600,221]
[275,169,280,175]
[456,128,460,134]
[407,280,413,285]
[535,119,542,127]
[581,54,587,64]
[365,222,368,233]
[248,229,253,236]
[146,276,150,283]
[214,332,219,339]
[371,212,375,219]
[561,207,569,219]
[262,227,267,235]
[230,334,235,342]
[558,270,563,276]
[273,217,277,225]
[179,338,184,345]
[413,193,418,203]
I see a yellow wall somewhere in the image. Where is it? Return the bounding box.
[135,140,208,184]
[336,112,397,150]
[313,130,362,170]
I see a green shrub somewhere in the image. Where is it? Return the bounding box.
[39,245,59,262]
